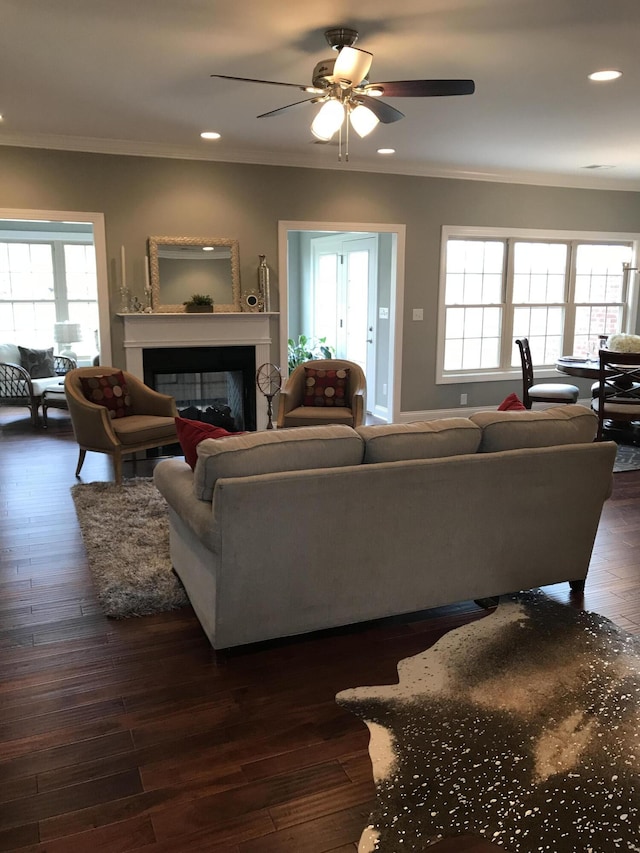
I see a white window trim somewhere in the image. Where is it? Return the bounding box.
[0,208,111,366]
[436,225,640,385]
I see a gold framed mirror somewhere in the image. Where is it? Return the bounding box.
[148,236,241,313]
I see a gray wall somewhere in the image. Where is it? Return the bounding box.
[2,144,640,413]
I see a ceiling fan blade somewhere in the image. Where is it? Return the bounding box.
[257,97,319,119]
[358,95,404,124]
[365,79,475,97]
[211,73,309,92]
[332,46,373,86]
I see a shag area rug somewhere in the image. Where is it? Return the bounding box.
[71,478,188,618]
[337,590,640,852]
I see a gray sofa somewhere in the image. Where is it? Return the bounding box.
[153,404,616,650]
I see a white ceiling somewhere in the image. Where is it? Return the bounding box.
[3,0,640,190]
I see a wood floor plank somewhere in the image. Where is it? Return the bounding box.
[0,411,637,852]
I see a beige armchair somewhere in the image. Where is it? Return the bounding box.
[65,367,178,484]
[277,359,366,428]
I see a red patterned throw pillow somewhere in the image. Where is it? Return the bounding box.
[80,371,132,419]
[174,417,237,470]
[303,367,350,408]
[498,393,527,411]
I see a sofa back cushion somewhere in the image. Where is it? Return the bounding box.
[19,346,55,379]
[470,404,597,452]
[0,343,21,366]
[193,424,364,501]
[356,418,481,463]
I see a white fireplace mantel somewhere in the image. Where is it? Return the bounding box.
[119,312,277,430]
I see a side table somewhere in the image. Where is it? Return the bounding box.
[42,385,68,428]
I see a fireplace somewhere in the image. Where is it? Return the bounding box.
[144,346,256,432]
[120,312,274,431]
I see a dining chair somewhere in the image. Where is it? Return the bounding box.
[515,338,579,409]
[592,349,640,441]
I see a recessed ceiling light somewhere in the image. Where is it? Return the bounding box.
[377,148,396,155]
[588,69,622,82]
[200,131,221,140]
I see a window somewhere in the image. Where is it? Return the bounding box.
[437,227,638,383]
[0,237,98,353]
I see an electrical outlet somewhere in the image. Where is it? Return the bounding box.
[379,307,389,319]
[412,308,423,321]
[460,393,468,405]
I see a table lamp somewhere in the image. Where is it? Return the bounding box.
[53,322,82,360]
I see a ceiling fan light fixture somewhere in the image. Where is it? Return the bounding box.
[332,46,373,87]
[311,99,345,140]
[349,104,379,138]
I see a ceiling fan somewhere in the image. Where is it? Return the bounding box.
[211,27,475,160]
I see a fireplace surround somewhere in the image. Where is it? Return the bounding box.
[119,313,275,431]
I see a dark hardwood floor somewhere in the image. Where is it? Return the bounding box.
[1,406,639,852]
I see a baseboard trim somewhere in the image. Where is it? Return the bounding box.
[398,397,592,423]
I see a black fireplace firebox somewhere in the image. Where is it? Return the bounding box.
[143,346,256,432]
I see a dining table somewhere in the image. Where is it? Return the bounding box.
[555,356,602,380]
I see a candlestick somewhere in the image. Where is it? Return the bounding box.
[120,245,127,290]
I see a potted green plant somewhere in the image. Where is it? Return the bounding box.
[183,293,214,313]
[287,334,335,373]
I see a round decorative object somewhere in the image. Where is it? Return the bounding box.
[256,363,282,429]
[256,362,282,396]
[242,290,262,312]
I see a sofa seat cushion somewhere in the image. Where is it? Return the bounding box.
[356,418,481,464]
[29,376,66,395]
[470,404,597,452]
[194,424,364,501]
[112,415,178,446]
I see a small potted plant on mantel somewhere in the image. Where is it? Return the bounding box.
[183,293,214,313]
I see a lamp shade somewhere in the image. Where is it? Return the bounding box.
[311,100,345,141]
[54,322,82,344]
[349,104,379,138]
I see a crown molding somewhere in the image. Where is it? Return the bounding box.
[1,131,640,193]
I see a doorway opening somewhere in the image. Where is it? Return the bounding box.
[0,208,111,366]
[278,221,405,423]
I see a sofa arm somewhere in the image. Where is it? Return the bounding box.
[0,361,35,401]
[54,355,77,375]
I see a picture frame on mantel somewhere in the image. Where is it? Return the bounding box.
[148,236,241,313]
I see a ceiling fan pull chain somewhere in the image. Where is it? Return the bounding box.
[345,111,350,162]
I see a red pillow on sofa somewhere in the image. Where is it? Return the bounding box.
[174,417,237,470]
[80,371,132,419]
[498,393,526,411]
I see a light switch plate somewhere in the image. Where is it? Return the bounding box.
[412,308,424,321]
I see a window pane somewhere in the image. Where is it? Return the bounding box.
[574,244,631,303]
[513,242,567,303]
[444,338,463,371]
[65,244,97,300]
[445,240,505,306]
